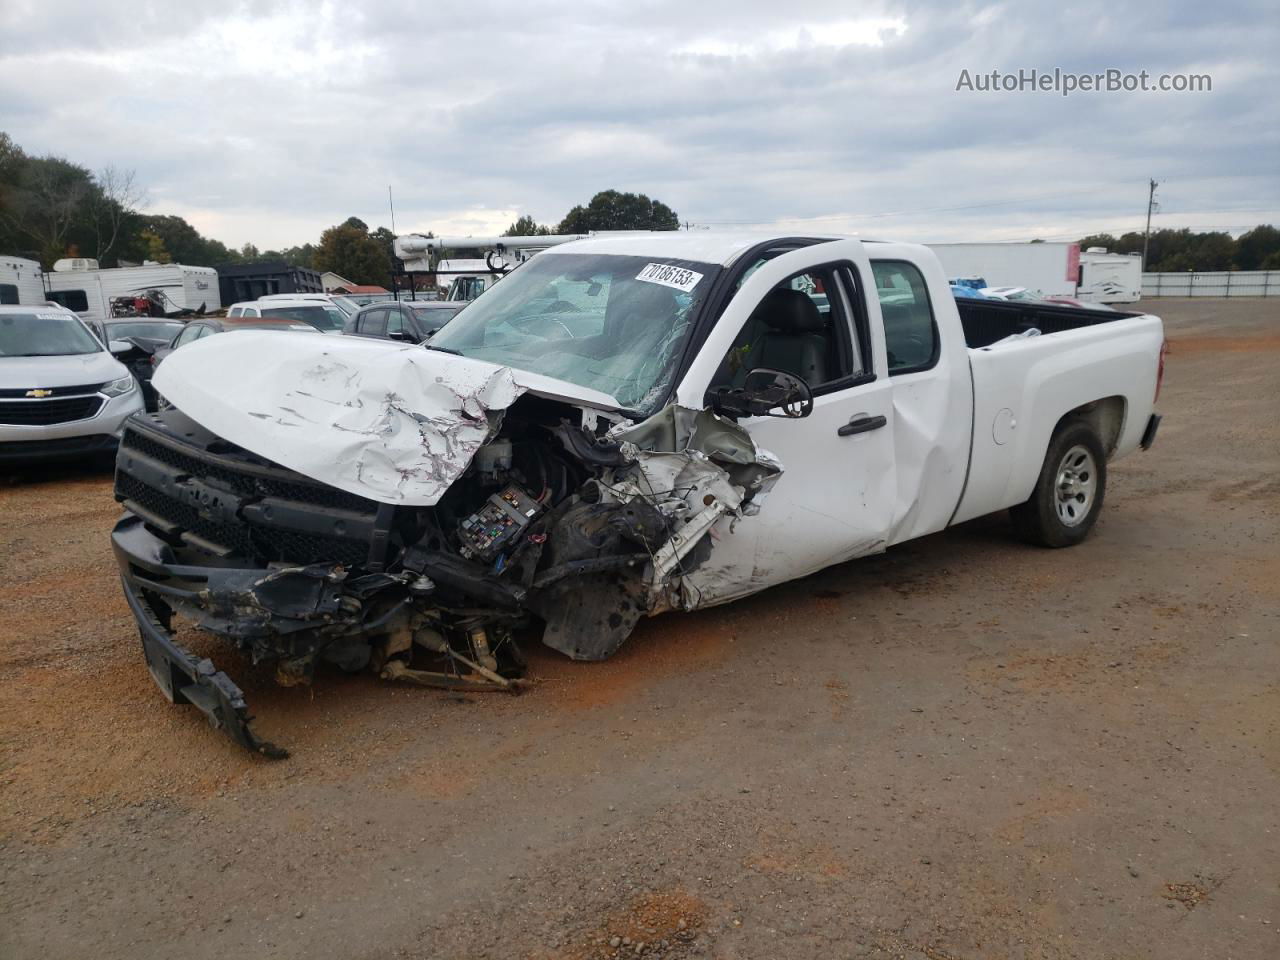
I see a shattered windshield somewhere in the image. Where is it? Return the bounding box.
[428,253,719,411]
[0,311,103,357]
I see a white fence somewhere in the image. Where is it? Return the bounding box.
[1142,270,1280,297]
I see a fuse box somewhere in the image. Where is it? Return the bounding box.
[458,484,542,562]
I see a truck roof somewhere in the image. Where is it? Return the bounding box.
[537,231,850,267]
[538,231,934,268]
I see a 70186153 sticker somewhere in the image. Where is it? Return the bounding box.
[635,263,704,293]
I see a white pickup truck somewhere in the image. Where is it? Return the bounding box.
[111,233,1164,755]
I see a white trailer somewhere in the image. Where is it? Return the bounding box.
[1077,248,1142,303]
[0,255,47,306]
[44,260,221,320]
[927,242,1082,298]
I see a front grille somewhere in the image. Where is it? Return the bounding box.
[0,396,103,425]
[116,425,379,568]
[0,382,106,399]
[123,428,371,511]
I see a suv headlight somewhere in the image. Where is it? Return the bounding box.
[101,375,136,398]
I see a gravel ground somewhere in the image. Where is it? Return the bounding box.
[1,297,1277,960]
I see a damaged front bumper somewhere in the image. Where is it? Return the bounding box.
[111,392,785,757]
[115,516,290,758]
[113,514,415,758]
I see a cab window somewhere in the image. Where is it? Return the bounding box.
[871,260,939,374]
[710,265,866,393]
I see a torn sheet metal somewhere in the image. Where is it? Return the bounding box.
[611,404,783,509]
[151,332,617,506]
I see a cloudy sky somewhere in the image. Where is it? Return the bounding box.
[1,0,1276,250]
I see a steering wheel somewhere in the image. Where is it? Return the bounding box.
[541,300,582,314]
[508,315,577,340]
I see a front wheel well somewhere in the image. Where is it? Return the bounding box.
[1053,395,1126,457]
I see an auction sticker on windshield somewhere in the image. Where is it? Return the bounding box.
[635,263,704,293]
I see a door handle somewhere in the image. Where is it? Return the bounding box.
[837,414,887,437]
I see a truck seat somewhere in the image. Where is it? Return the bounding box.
[754,288,828,385]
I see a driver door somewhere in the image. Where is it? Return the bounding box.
[675,240,896,605]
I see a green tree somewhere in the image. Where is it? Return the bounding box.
[140,228,172,263]
[1077,234,1118,251]
[556,190,680,234]
[121,214,235,266]
[503,214,550,236]
[1233,225,1280,271]
[1,153,95,265]
[313,218,392,287]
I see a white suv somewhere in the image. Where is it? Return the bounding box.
[258,292,362,318]
[0,304,144,463]
[227,298,347,334]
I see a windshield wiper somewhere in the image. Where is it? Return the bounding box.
[424,344,462,356]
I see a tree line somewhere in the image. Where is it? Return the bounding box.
[0,131,683,289]
[1077,225,1280,272]
[25,129,1273,283]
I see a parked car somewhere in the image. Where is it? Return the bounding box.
[0,304,144,463]
[150,314,321,371]
[226,298,346,334]
[345,300,464,342]
[93,319,185,411]
[112,233,1164,755]
[258,293,363,319]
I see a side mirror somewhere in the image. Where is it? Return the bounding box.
[708,368,814,421]
[108,339,133,355]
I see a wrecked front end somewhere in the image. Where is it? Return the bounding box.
[112,392,779,757]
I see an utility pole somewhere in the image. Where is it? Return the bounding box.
[1142,179,1159,271]
[387,185,402,301]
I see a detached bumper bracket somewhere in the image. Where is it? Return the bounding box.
[121,575,288,759]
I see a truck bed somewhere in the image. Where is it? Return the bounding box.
[954,299,1138,348]
[950,304,1163,528]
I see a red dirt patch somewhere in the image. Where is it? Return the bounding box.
[525,610,733,711]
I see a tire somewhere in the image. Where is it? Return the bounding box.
[1010,418,1107,548]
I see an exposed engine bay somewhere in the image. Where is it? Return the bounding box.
[111,369,782,757]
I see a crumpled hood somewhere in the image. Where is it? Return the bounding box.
[152,331,618,506]
[2,350,127,389]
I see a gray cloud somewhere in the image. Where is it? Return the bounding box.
[0,0,1274,248]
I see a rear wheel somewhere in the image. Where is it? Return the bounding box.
[1010,419,1107,547]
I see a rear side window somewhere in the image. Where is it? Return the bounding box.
[871,261,939,374]
[49,289,89,312]
[360,308,388,336]
[0,284,17,304]
[228,307,242,317]
[174,325,203,346]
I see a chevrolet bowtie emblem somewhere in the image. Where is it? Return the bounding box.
[25,388,54,398]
